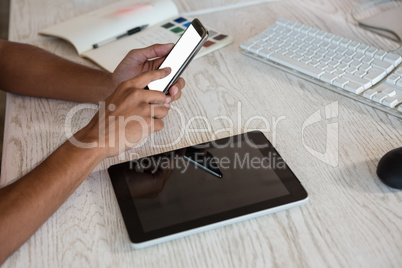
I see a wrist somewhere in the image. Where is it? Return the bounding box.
[99,71,115,102]
[68,124,109,162]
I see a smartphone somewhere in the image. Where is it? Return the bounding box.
[147,18,209,94]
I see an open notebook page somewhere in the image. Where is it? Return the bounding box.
[83,16,234,72]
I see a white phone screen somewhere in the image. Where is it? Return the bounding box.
[147,24,202,92]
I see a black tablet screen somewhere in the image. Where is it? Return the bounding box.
[119,132,290,232]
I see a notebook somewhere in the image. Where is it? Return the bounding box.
[39,0,233,72]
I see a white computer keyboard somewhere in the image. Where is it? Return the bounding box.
[240,18,402,119]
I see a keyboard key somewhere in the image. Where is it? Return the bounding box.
[383,97,401,108]
[240,40,255,49]
[309,45,320,52]
[344,82,365,94]
[324,33,335,42]
[312,54,323,61]
[308,28,319,37]
[284,51,295,58]
[382,88,396,97]
[293,53,304,61]
[300,57,311,63]
[372,92,388,103]
[320,72,337,83]
[293,23,303,32]
[374,50,387,60]
[337,63,348,70]
[286,21,298,29]
[365,47,378,57]
[320,41,331,48]
[333,77,349,88]
[304,51,315,57]
[344,50,356,58]
[328,44,338,51]
[321,56,332,64]
[396,79,402,89]
[363,89,378,99]
[348,41,360,50]
[386,74,400,85]
[337,47,348,55]
[325,67,336,74]
[372,59,394,73]
[331,35,343,44]
[249,44,263,53]
[276,25,286,33]
[354,70,366,77]
[353,53,365,61]
[298,48,307,54]
[257,48,274,58]
[364,68,387,85]
[315,30,327,39]
[345,66,357,74]
[333,54,345,62]
[340,39,351,47]
[341,73,372,89]
[362,56,374,64]
[343,57,353,65]
[329,60,339,67]
[300,25,312,34]
[289,45,299,52]
[359,63,372,72]
[333,69,345,76]
[309,60,319,67]
[383,53,402,66]
[277,48,288,55]
[357,44,369,53]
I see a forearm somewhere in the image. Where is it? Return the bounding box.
[0,40,114,103]
[0,133,106,264]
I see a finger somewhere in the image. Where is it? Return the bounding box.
[175,77,185,91]
[167,77,185,101]
[142,90,170,105]
[170,77,185,94]
[167,85,179,103]
[151,57,167,70]
[130,67,171,89]
[152,118,165,132]
[120,81,168,105]
[150,105,170,119]
[138,43,174,62]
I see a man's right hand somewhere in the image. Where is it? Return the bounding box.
[73,67,182,158]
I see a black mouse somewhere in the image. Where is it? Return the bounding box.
[376,147,402,189]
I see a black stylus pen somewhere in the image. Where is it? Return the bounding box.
[183,155,223,178]
[92,24,148,49]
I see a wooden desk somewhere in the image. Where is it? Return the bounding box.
[2,0,402,266]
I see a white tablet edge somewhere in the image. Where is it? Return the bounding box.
[130,196,309,249]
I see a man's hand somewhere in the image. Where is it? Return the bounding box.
[75,67,184,158]
[112,43,183,101]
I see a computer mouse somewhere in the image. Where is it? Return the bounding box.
[376,147,402,189]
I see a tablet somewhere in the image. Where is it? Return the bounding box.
[108,131,308,249]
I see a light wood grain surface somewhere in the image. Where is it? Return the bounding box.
[2,0,402,267]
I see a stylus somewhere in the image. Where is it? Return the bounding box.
[92,24,148,49]
[183,156,223,178]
